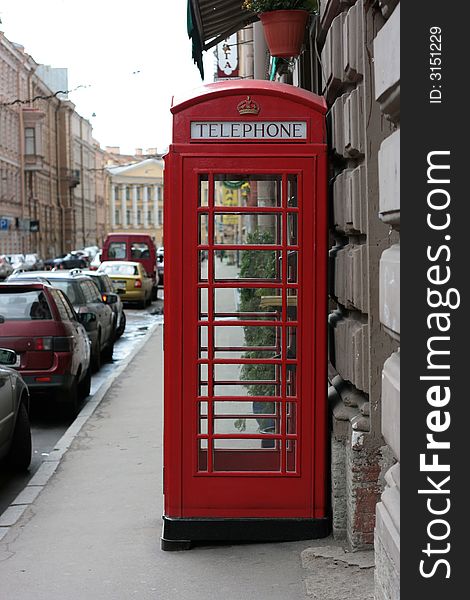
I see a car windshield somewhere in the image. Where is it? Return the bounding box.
[101,264,138,276]
[49,281,79,304]
[0,290,52,320]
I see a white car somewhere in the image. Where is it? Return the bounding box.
[0,256,13,280]
[89,250,102,271]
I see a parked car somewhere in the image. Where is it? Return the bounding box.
[0,282,91,416]
[0,347,31,471]
[81,270,126,339]
[102,233,159,299]
[156,248,164,287]
[7,270,115,373]
[46,256,88,270]
[98,261,153,309]
[0,255,13,280]
[24,253,44,270]
[89,250,102,271]
[5,254,27,270]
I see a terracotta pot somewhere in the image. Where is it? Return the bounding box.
[259,10,309,58]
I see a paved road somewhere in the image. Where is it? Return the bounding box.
[0,302,163,515]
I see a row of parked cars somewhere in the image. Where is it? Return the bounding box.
[0,264,136,472]
[0,234,164,472]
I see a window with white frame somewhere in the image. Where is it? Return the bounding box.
[25,127,36,155]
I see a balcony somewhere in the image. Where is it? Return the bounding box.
[61,168,81,188]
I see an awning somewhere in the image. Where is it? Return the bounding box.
[188,0,258,78]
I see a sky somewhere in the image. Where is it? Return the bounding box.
[0,0,215,154]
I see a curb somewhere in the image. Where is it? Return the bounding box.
[0,319,162,541]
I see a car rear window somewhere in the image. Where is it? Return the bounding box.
[130,242,150,259]
[108,242,127,259]
[101,264,138,276]
[49,281,80,305]
[0,290,53,320]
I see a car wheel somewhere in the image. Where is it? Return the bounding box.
[8,402,32,472]
[116,311,126,338]
[91,333,101,373]
[64,379,80,418]
[102,339,114,363]
[79,367,91,399]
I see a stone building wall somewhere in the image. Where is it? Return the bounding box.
[312,0,399,554]
[373,3,400,599]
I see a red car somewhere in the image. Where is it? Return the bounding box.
[0,282,92,415]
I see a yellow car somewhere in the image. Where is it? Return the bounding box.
[98,261,153,309]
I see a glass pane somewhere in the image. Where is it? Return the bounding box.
[287,288,298,321]
[199,251,208,281]
[199,384,208,397]
[214,401,279,416]
[214,175,282,207]
[199,364,208,383]
[214,325,281,358]
[199,214,209,244]
[286,439,297,472]
[214,363,277,382]
[287,251,298,283]
[287,213,298,245]
[286,402,297,434]
[199,417,208,434]
[286,326,297,359]
[199,288,208,320]
[198,326,208,358]
[214,417,280,435]
[199,175,209,207]
[214,383,278,397]
[213,439,281,472]
[214,250,281,281]
[213,363,280,397]
[199,401,208,416]
[214,287,283,321]
[286,364,298,398]
[214,214,281,245]
[287,175,298,207]
[198,440,208,471]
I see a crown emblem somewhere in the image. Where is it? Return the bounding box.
[237,96,260,115]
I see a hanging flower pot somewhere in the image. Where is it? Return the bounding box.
[259,9,309,58]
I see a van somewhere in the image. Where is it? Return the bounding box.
[101,233,158,298]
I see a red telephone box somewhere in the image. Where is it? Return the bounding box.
[162,80,328,549]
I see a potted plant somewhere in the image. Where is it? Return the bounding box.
[242,0,318,58]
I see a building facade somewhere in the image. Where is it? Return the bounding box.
[188,1,400,598]
[0,31,109,257]
[106,157,164,247]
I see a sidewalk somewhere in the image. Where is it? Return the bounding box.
[0,325,374,600]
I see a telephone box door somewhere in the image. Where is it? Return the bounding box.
[177,156,326,519]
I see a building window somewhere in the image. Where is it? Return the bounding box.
[137,209,142,225]
[25,127,36,155]
[147,210,152,225]
[126,209,131,224]
[158,209,163,225]
[115,209,120,224]
[136,187,141,201]
[126,187,130,201]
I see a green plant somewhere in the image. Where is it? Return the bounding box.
[242,0,318,14]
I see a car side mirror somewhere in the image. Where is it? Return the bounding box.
[0,347,17,366]
[77,312,97,325]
